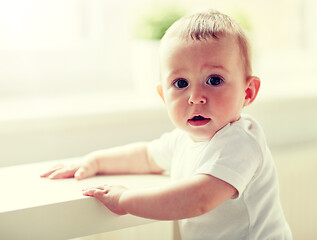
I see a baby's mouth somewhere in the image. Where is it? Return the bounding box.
[188,115,211,126]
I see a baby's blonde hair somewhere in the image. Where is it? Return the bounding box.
[162,9,252,77]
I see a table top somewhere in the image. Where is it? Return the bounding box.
[0,159,170,240]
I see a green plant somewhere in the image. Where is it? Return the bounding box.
[134,5,186,40]
[231,10,252,32]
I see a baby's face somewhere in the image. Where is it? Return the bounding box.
[158,36,248,142]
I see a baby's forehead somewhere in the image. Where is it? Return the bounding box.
[159,35,238,57]
[158,35,246,82]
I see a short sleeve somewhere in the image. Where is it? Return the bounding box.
[147,129,181,171]
[196,125,263,199]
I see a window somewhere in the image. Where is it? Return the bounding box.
[0,0,134,98]
[0,0,316,121]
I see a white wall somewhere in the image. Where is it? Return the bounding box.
[245,97,317,149]
[0,106,174,167]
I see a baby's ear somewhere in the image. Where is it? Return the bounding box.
[244,76,261,107]
[156,83,165,103]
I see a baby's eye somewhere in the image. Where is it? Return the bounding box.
[206,75,223,86]
[173,78,189,88]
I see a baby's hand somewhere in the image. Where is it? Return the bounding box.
[82,184,128,215]
[40,156,98,180]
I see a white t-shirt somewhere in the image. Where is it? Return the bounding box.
[148,114,292,240]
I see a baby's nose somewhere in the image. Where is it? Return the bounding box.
[188,93,207,105]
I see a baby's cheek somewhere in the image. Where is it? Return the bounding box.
[218,99,242,122]
[170,107,185,126]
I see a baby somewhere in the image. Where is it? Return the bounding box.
[41,9,292,240]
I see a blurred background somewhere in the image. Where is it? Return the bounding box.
[0,0,316,239]
[1,0,317,106]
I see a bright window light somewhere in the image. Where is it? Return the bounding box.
[0,0,316,118]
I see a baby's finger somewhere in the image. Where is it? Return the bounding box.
[82,188,101,196]
[74,165,95,180]
[96,184,111,190]
[82,185,109,196]
[48,167,77,179]
[40,170,56,178]
[40,164,64,178]
[82,188,94,196]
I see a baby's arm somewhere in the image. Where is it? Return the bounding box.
[83,174,237,220]
[41,142,164,180]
